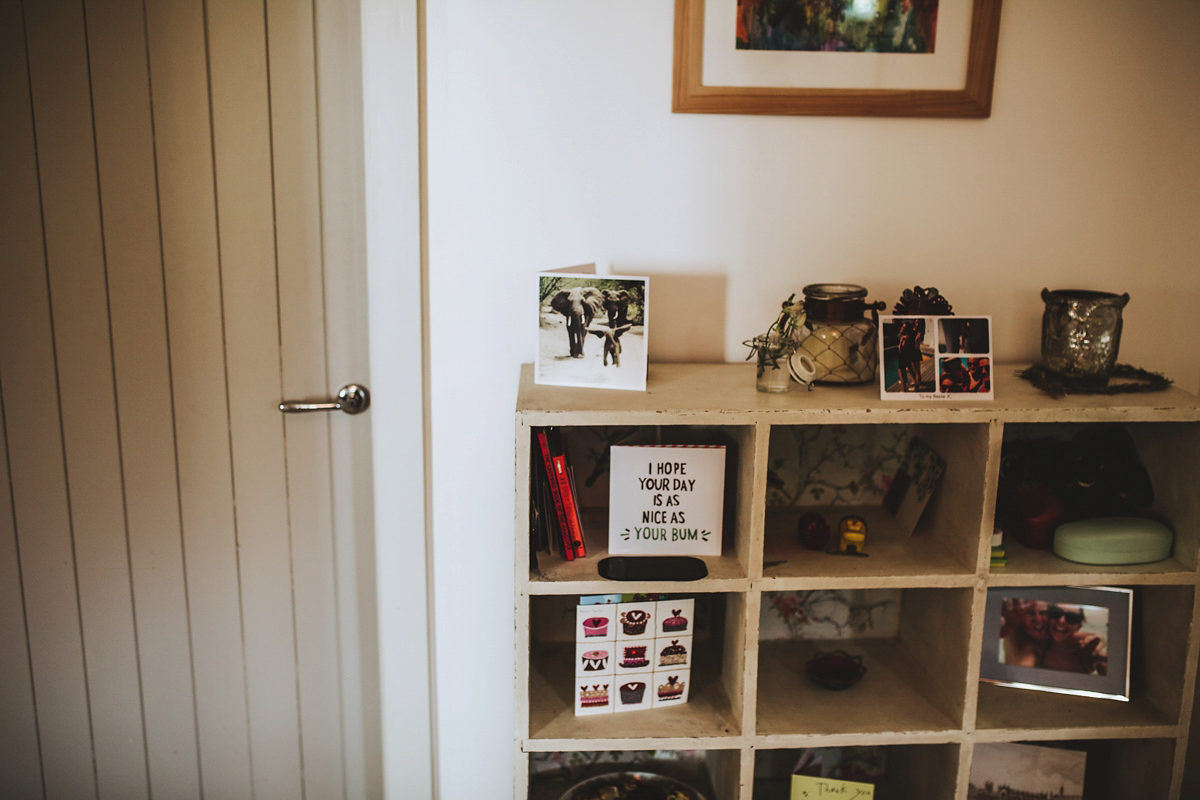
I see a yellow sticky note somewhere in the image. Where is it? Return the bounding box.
[790,774,875,800]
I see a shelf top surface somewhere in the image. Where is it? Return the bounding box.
[517,363,1200,423]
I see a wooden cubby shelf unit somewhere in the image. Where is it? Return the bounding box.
[514,363,1200,799]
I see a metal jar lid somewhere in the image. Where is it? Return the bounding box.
[802,283,871,323]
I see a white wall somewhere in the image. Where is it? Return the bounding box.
[423,2,1200,795]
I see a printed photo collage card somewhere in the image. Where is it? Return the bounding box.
[573,597,695,716]
[879,315,994,401]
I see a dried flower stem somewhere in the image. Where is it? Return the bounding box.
[744,293,808,375]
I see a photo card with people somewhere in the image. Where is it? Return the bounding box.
[980,585,1132,701]
[536,264,649,391]
[878,315,993,401]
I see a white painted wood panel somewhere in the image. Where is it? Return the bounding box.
[267,1,347,798]
[205,1,304,796]
[0,3,96,797]
[360,0,434,796]
[2,2,381,797]
[315,2,383,795]
[84,0,203,796]
[24,3,148,795]
[143,0,252,795]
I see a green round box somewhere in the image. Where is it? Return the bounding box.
[1052,517,1173,565]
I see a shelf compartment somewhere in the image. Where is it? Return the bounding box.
[526,749,738,800]
[526,424,757,592]
[987,534,1195,586]
[990,422,1200,582]
[967,738,1176,800]
[975,585,1194,734]
[526,593,747,747]
[975,682,1176,737]
[762,506,975,589]
[761,423,988,587]
[753,743,959,800]
[756,588,973,739]
[529,508,749,594]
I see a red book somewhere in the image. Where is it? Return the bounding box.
[554,454,587,559]
[565,462,587,559]
[537,430,574,561]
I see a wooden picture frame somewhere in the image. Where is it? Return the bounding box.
[672,0,1003,118]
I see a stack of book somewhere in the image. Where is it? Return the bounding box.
[531,427,586,563]
[990,527,1006,568]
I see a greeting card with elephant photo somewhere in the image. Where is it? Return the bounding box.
[536,265,648,391]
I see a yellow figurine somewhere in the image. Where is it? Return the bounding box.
[839,515,867,554]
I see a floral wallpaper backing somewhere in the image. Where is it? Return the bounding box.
[767,424,909,507]
[760,589,899,640]
[763,425,910,640]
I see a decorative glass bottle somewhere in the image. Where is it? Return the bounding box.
[752,334,794,393]
[794,284,886,384]
[1040,288,1130,385]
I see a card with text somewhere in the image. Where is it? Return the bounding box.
[791,775,874,799]
[607,445,725,556]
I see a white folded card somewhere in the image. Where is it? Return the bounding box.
[607,445,724,557]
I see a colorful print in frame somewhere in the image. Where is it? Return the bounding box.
[673,0,1002,117]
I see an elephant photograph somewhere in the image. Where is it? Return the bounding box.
[536,273,647,391]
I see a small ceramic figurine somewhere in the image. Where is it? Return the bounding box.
[797,512,831,551]
[839,515,867,554]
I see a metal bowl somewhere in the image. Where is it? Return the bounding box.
[559,771,709,800]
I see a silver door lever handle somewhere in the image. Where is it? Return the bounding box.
[279,384,370,415]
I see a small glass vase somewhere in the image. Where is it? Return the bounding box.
[756,362,792,393]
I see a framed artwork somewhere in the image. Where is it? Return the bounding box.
[980,586,1132,701]
[672,0,1002,117]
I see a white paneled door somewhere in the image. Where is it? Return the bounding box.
[0,1,380,798]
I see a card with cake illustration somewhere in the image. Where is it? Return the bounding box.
[652,669,691,708]
[615,601,656,641]
[574,642,615,677]
[655,636,693,671]
[576,604,616,642]
[574,681,614,716]
[655,598,694,636]
[613,679,651,713]
[613,642,654,675]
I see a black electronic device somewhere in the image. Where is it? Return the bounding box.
[597,556,708,582]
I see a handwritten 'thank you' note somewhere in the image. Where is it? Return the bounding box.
[791,775,874,799]
[607,445,724,557]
